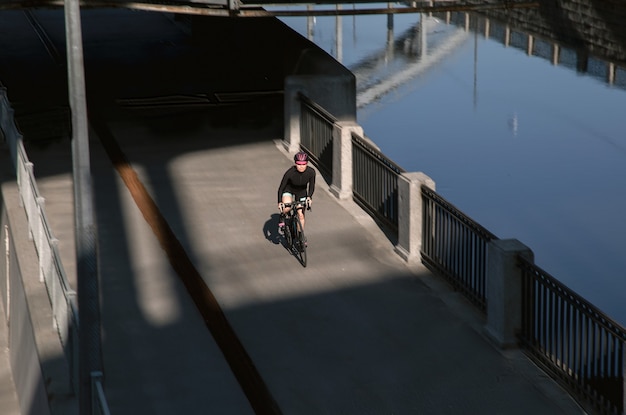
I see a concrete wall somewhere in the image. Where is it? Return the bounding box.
[282,26,356,153]
[0,179,77,415]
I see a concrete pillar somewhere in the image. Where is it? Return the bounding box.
[330,122,362,200]
[394,172,435,266]
[484,239,533,349]
[283,77,303,154]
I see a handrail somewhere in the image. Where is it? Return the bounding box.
[298,92,335,181]
[296,92,626,412]
[298,92,337,124]
[420,184,497,311]
[351,131,403,232]
[0,86,107,412]
[518,256,626,415]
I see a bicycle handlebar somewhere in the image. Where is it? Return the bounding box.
[282,200,312,211]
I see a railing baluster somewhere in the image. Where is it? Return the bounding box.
[420,186,496,311]
[297,92,626,414]
[518,257,626,414]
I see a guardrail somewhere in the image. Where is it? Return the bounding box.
[0,87,110,415]
[352,133,404,233]
[518,256,626,415]
[421,185,497,312]
[298,92,335,182]
[295,92,626,414]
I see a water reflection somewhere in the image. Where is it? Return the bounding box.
[274,4,626,325]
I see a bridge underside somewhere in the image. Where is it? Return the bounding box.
[0,0,539,17]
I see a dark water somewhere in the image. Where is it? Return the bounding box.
[273,5,626,325]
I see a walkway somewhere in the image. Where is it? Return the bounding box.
[2,102,586,413]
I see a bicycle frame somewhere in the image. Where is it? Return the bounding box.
[281,199,310,267]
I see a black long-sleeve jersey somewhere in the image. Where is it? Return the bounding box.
[277,165,316,202]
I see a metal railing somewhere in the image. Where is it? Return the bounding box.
[91,371,112,415]
[0,87,109,414]
[298,92,334,182]
[420,185,497,312]
[297,92,626,413]
[518,256,626,415]
[352,132,404,233]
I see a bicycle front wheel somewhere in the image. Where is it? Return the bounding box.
[293,215,307,267]
[284,217,292,247]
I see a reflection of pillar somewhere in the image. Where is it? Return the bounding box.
[504,26,510,47]
[386,4,394,61]
[336,5,342,63]
[484,18,490,38]
[418,13,427,58]
[464,12,470,31]
[473,19,478,109]
[307,5,314,41]
[552,43,559,65]
[352,5,356,44]
[527,35,534,56]
[608,62,616,85]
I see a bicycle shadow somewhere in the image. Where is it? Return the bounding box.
[263,213,283,245]
[263,213,302,262]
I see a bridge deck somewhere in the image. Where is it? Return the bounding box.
[2,111,585,414]
[0,7,584,415]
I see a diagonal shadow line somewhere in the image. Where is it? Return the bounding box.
[89,115,282,415]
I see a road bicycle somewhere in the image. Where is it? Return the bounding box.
[280,199,310,267]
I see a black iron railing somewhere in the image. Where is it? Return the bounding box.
[518,256,626,415]
[421,185,497,312]
[351,133,404,233]
[298,92,334,182]
[296,92,626,414]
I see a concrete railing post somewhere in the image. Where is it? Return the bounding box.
[394,172,435,266]
[330,122,362,200]
[484,239,534,349]
[283,77,303,154]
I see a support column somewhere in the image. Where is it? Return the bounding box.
[394,172,435,266]
[330,122,362,200]
[283,77,303,154]
[64,0,103,411]
[484,239,533,349]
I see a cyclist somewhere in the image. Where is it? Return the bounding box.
[277,151,316,236]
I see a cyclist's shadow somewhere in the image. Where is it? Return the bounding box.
[263,213,283,245]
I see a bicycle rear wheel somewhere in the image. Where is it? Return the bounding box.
[292,215,307,267]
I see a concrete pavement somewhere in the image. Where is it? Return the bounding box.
[2,101,587,413]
